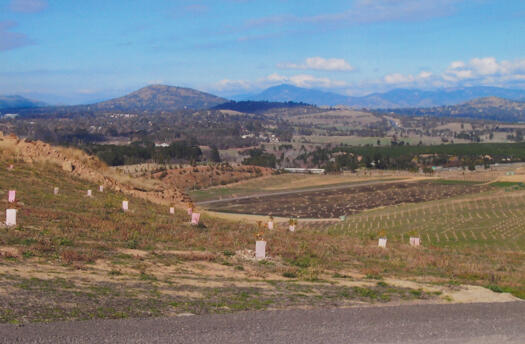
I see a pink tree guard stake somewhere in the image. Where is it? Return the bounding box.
[87,190,92,197]
[6,209,16,227]
[99,185,104,192]
[54,187,59,195]
[170,207,175,214]
[267,221,274,230]
[410,237,421,247]
[191,212,200,225]
[122,201,129,211]
[8,190,15,203]
[8,165,13,170]
[255,241,266,260]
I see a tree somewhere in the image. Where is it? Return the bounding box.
[210,146,221,163]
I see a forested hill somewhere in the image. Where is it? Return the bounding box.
[384,97,525,122]
[212,100,317,114]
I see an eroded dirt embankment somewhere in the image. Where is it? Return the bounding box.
[0,132,190,207]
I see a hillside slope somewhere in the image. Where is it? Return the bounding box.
[0,132,188,205]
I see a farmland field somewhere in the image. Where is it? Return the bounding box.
[190,173,401,203]
[204,181,489,218]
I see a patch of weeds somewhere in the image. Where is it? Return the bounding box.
[486,284,510,293]
[109,269,122,276]
[223,250,235,257]
[234,265,244,271]
[21,238,37,246]
[57,238,73,247]
[126,239,139,249]
[258,260,274,266]
[365,274,383,280]
[353,287,378,300]
[282,271,297,278]
[442,295,453,302]
[22,250,34,258]
[376,281,388,287]
[332,272,351,279]
[139,272,157,281]
[409,289,423,297]
[291,256,314,268]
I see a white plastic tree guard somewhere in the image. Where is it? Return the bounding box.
[170,207,175,214]
[99,185,104,192]
[255,240,266,260]
[54,187,59,195]
[87,190,92,197]
[191,212,200,225]
[8,165,13,170]
[122,201,129,211]
[8,190,15,203]
[409,237,421,247]
[267,221,274,230]
[289,225,296,232]
[6,209,16,227]
[378,238,387,248]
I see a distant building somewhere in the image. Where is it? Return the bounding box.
[284,168,325,174]
[155,143,170,147]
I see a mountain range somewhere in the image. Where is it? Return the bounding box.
[3,84,525,114]
[0,95,46,110]
[236,84,525,108]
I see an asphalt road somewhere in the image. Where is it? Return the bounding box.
[1,302,524,343]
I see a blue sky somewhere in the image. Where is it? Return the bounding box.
[1,0,525,104]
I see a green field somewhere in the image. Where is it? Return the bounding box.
[331,189,525,251]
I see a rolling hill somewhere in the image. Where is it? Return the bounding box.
[387,97,525,122]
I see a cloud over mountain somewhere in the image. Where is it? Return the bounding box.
[278,57,354,71]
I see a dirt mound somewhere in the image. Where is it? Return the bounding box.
[152,164,273,190]
[0,132,189,206]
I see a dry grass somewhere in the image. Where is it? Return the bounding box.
[0,155,523,323]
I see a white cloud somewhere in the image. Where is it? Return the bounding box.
[214,73,346,92]
[384,71,432,84]
[278,57,354,71]
[10,0,48,13]
[286,74,347,88]
[443,57,525,82]
[215,79,252,91]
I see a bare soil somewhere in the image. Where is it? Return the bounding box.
[206,181,489,218]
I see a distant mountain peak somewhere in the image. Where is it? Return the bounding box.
[92,84,227,112]
[0,95,47,110]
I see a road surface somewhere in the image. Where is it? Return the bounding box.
[1,302,524,343]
